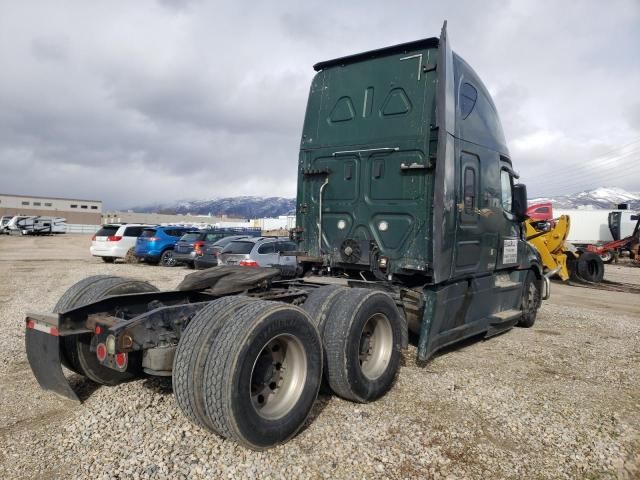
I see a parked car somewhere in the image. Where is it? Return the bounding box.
[173,228,260,267]
[218,237,298,277]
[173,230,218,268]
[90,224,152,263]
[134,226,193,266]
[193,235,256,270]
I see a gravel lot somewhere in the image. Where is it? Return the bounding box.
[0,234,639,479]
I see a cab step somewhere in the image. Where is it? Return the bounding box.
[495,275,522,290]
[485,309,521,338]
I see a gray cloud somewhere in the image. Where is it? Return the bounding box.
[0,0,639,209]
[31,35,69,62]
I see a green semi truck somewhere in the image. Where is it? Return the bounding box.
[25,23,546,450]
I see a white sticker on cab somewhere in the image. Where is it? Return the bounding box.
[503,239,518,264]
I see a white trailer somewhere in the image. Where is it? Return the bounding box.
[555,209,638,245]
[0,216,14,234]
[6,216,67,235]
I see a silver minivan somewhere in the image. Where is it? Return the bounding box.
[218,237,298,277]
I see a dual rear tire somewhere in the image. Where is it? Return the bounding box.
[173,298,323,450]
[303,286,405,403]
[173,286,405,449]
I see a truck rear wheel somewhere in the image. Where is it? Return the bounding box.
[576,252,605,283]
[202,301,322,449]
[54,275,158,385]
[517,270,540,328]
[302,284,349,334]
[173,296,257,430]
[322,288,403,403]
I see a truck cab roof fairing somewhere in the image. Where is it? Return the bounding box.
[313,38,439,72]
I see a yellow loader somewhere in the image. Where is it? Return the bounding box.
[525,215,604,283]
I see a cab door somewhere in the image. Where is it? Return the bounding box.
[495,161,520,270]
[454,151,482,275]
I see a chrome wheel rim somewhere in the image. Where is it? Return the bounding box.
[359,313,393,380]
[162,251,175,266]
[250,334,307,420]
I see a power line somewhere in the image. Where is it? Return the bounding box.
[521,143,640,182]
[522,158,640,193]
[525,152,640,189]
[516,136,640,179]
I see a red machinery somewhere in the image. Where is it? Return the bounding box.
[587,213,640,263]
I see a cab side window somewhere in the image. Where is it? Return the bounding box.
[460,83,478,119]
[500,170,513,212]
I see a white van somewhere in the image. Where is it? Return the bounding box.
[90,224,153,263]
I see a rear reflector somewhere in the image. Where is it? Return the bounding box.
[26,319,59,336]
[239,260,259,267]
[107,235,122,242]
[96,343,107,362]
[115,352,127,369]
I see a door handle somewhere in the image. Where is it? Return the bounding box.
[400,162,429,170]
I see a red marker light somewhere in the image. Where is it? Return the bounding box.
[115,353,127,369]
[96,343,107,362]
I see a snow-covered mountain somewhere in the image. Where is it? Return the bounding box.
[131,187,639,219]
[134,196,296,219]
[529,187,640,210]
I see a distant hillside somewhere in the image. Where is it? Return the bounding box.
[134,196,296,219]
[530,187,640,210]
[130,187,640,219]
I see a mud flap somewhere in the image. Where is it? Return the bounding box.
[25,328,80,403]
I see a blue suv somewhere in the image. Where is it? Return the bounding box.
[135,226,193,266]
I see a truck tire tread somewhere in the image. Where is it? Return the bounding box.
[54,276,158,384]
[323,288,403,403]
[202,300,322,449]
[517,270,540,328]
[173,296,256,430]
[302,284,350,334]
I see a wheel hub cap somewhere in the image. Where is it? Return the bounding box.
[250,334,307,420]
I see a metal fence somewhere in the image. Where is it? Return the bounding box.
[65,224,101,234]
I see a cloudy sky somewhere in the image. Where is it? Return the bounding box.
[1,0,639,209]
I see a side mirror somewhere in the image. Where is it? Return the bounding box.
[512,183,528,221]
